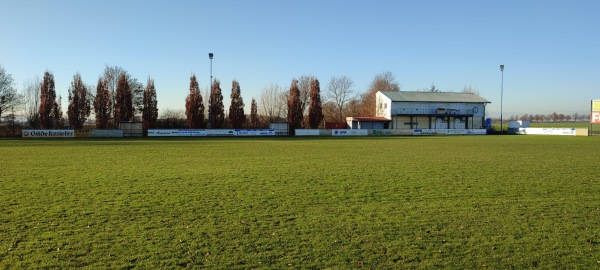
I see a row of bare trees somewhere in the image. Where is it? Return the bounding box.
[1,67,403,130]
[258,72,401,128]
[0,65,159,131]
[13,66,556,132]
[184,76,259,129]
[508,112,590,123]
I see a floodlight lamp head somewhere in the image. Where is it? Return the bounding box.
[500,64,504,71]
[209,53,213,59]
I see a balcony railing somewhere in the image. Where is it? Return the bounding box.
[393,108,474,115]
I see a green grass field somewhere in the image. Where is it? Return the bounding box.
[1,136,599,269]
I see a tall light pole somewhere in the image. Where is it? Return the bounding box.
[500,64,504,133]
[209,53,213,129]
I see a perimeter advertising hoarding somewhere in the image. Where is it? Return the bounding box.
[235,129,275,136]
[22,130,75,138]
[515,128,577,136]
[593,100,600,112]
[592,112,600,124]
[331,129,369,136]
[295,129,321,136]
[592,100,600,124]
[413,129,486,135]
[147,130,204,137]
[147,129,275,137]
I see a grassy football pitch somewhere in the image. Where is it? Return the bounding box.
[1,136,599,269]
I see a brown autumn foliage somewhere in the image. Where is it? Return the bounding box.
[228,80,246,129]
[114,73,133,123]
[209,80,225,128]
[39,71,61,129]
[358,71,400,116]
[308,78,324,129]
[67,73,91,129]
[143,78,159,132]
[94,78,112,129]
[250,98,259,128]
[185,75,204,129]
[287,79,303,135]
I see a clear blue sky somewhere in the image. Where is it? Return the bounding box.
[1,0,598,117]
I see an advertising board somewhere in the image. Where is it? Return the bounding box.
[148,129,275,137]
[592,112,600,124]
[295,129,321,136]
[593,100,600,112]
[147,129,204,137]
[331,129,369,136]
[413,129,486,135]
[177,130,207,136]
[235,129,275,136]
[205,129,236,136]
[22,130,75,138]
[370,129,413,136]
[515,128,577,136]
[592,99,600,124]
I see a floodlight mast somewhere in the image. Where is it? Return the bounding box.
[209,53,213,129]
[500,64,504,133]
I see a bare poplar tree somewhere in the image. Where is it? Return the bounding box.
[259,83,283,123]
[0,65,22,122]
[461,85,479,95]
[22,76,41,128]
[55,95,65,128]
[327,76,354,122]
[129,77,145,120]
[297,75,314,114]
[279,91,289,122]
[102,65,126,126]
[160,108,186,128]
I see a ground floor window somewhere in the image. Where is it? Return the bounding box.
[391,116,484,129]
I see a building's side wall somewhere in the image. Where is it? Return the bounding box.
[376,92,392,119]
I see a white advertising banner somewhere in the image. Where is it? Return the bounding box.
[295,129,321,136]
[370,129,413,136]
[22,130,75,138]
[148,129,275,137]
[413,129,486,135]
[515,128,576,136]
[177,130,207,136]
[205,129,236,136]
[147,129,207,136]
[332,129,369,136]
[235,129,275,136]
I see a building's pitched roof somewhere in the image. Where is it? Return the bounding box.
[379,91,491,103]
[347,117,390,122]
